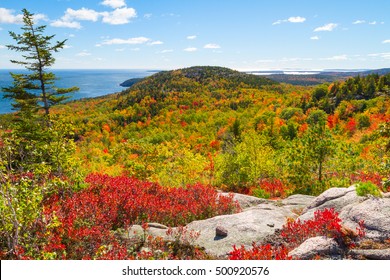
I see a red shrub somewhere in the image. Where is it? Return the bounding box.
[280,208,342,247]
[346,118,357,135]
[259,178,289,198]
[43,174,240,259]
[229,243,291,260]
[350,172,383,189]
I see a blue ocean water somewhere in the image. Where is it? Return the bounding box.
[0,69,155,114]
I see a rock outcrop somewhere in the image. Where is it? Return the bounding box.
[339,197,390,241]
[218,192,268,209]
[280,194,315,212]
[288,236,342,260]
[186,203,296,258]
[349,249,390,260]
[299,186,366,221]
[122,186,390,259]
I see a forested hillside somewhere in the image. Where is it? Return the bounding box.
[49,67,390,194]
[1,66,390,260]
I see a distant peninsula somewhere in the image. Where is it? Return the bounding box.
[120,77,145,87]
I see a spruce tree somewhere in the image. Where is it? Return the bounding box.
[2,9,78,117]
[0,9,79,172]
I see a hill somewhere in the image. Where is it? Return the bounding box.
[116,66,277,113]
[121,66,277,88]
[260,68,390,86]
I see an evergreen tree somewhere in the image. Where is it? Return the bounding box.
[284,115,335,194]
[2,9,78,117]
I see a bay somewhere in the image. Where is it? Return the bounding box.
[0,69,156,114]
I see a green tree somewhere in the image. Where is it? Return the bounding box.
[216,130,276,191]
[284,118,335,194]
[2,9,78,117]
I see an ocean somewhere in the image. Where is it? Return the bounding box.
[0,69,156,114]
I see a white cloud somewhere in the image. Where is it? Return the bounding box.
[160,49,173,53]
[0,8,46,24]
[310,36,320,40]
[101,7,136,25]
[353,20,383,25]
[368,52,390,59]
[63,8,100,22]
[353,20,365,24]
[69,34,75,38]
[102,37,150,45]
[101,0,126,9]
[115,48,126,52]
[33,14,48,22]
[288,16,306,23]
[144,13,152,19]
[322,55,348,61]
[273,16,306,25]
[314,23,338,32]
[383,39,390,44]
[130,48,140,51]
[204,43,221,49]
[184,47,197,52]
[187,35,197,40]
[51,7,100,29]
[63,45,73,49]
[149,40,163,45]
[0,45,6,49]
[51,6,136,28]
[51,20,82,29]
[76,51,92,56]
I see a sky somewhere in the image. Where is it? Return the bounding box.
[0,0,389,70]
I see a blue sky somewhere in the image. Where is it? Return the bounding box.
[0,0,389,70]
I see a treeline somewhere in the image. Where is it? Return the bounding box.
[310,73,390,113]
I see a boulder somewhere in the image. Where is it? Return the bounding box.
[339,197,390,241]
[186,203,296,258]
[349,249,390,260]
[216,226,228,237]
[147,222,169,229]
[299,186,366,221]
[281,194,315,212]
[288,236,342,260]
[219,192,268,210]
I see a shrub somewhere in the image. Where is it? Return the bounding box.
[355,182,382,197]
[357,115,371,129]
[249,179,289,199]
[229,243,291,260]
[41,174,240,259]
[250,188,270,199]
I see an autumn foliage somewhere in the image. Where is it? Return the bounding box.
[39,174,239,259]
